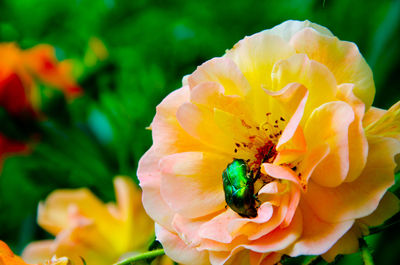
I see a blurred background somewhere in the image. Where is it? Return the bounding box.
[0,0,399,264]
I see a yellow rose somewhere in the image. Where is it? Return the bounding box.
[138,20,400,264]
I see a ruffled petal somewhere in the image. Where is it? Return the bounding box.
[225,32,295,124]
[266,20,334,41]
[138,86,208,229]
[304,101,354,187]
[188,57,251,96]
[286,200,354,256]
[305,136,400,222]
[337,84,368,182]
[290,28,375,108]
[156,224,209,265]
[271,54,338,121]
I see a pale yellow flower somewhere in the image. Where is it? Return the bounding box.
[22,177,154,265]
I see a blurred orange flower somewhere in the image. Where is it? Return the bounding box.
[0,240,70,265]
[0,42,82,169]
[22,177,154,265]
[0,42,82,117]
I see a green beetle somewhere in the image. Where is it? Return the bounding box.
[222,159,257,218]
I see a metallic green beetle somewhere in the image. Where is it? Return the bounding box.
[222,159,257,218]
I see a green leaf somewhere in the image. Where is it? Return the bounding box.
[113,249,165,265]
[360,238,375,265]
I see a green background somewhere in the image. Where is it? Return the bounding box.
[0,0,399,264]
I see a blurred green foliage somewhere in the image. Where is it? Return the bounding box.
[0,0,399,264]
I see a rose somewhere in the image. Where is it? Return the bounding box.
[22,177,154,265]
[138,20,400,265]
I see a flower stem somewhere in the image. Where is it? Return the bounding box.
[360,238,375,265]
[113,249,165,265]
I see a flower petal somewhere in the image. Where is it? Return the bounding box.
[138,86,208,229]
[290,28,375,108]
[363,107,386,128]
[271,54,337,120]
[190,81,250,117]
[247,209,302,252]
[365,101,400,141]
[359,191,400,227]
[286,200,354,256]
[321,225,361,262]
[156,224,209,265]
[225,32,295,91]
[266,20,334,41]
[337,84,368,182]
[177,102,236,154]
[188,57,250,96]
[225,32,295,124]
[160,152,228,218]
[304,101,354,187]
[305,135,400,222]
[22,240,54,264]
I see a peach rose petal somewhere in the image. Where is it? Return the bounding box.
[321,225,361,262]
[286,200,354,256]
[214,108,260,147]
[225,32,295,91]
[160,152,228,218]
[249,252,265,265]
[259,252,283,265]
[137,149,175,230]
[209,247,245,265]
[247,194,290,241]
[156,224,209,265]
[190,82,250,117]
[172,214,208,248]
[176,102,236,154]
[289,28,375,108]
[271,53,337,120]
[139,87,209,229]
[296,144,330,187]
[359,191,400,227]
[264,82,308,150]
[305,136,400,222]
[337,84,368,182]
[198,204,274,244]
[266,20,334,41]
[188,57,250,96]
[247,209,302,252]
[262,164,300,186]
[304,101,354,187]
[225,33,295,124]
